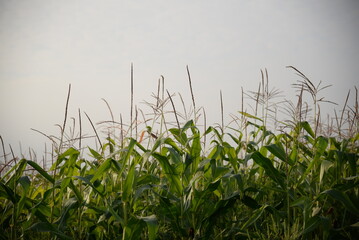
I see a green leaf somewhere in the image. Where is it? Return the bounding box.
[68,180,83,202]
[28,222,72,240]
[290,196,310,209]
[206,180,221,192]
[57,198,79,229]
[241,205,267,229]
[33,202,53,218]
[314,136,328,161]
[59,147,80,158]
[107,205,124,225]
[232,173,244,193]
[18,176,31,193]
[205,193,240,221]
[182,119,194,131]
[120,138,137,176]
[301,216,321,235]
[91,158,112,183]
[6,159,27,188]
[16,176,31,217]
[319,160,332,184]
[152,153,182,195]
[347,153,357,176]
[134,184,153,200]
[250,152,285,188]
[51,147,80,170]
[321,189,359,216]
[169,128,188,146]
[265,144,288,163]
[122,162,136,202]
[0,182,17,203]
[164,138,182,153]
[28,222,56,232]
[74,175,104,196]
[242,195,261,209]
[60,177,71,191]
[140,215,158,240]
[298,138,328,185]
[190,131,201,159]
[213,166,230,181]
[238,111,263,122]
[89,147,102,160]
[300,121,315,138]
[167,147,182,165]
[27,160,55,184]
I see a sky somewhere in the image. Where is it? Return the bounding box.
[1,0,358,159]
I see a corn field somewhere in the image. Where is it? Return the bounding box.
[0,67,358,239]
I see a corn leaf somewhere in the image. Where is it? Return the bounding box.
[238,111,263,122]
[241,205,267,229]
[91,158,112,183]
[140,215,158,240]
[122,161,136,202]
[265,143,288,163]
[321,189,359,216]
[251,151,285,189]
[152,152,182,196]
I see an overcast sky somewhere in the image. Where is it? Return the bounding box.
[1,0,358,158]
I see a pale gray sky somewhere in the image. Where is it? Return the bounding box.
[1,0,358,158]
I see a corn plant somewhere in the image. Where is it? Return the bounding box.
[0,67,358,239]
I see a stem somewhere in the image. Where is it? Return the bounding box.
[167,90,180,129]
[220,90,224,135]
[59,84,71,152]
[186,65,196,122]
[130,63,134,138]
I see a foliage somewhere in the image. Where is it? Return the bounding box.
[0,68,358,239]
